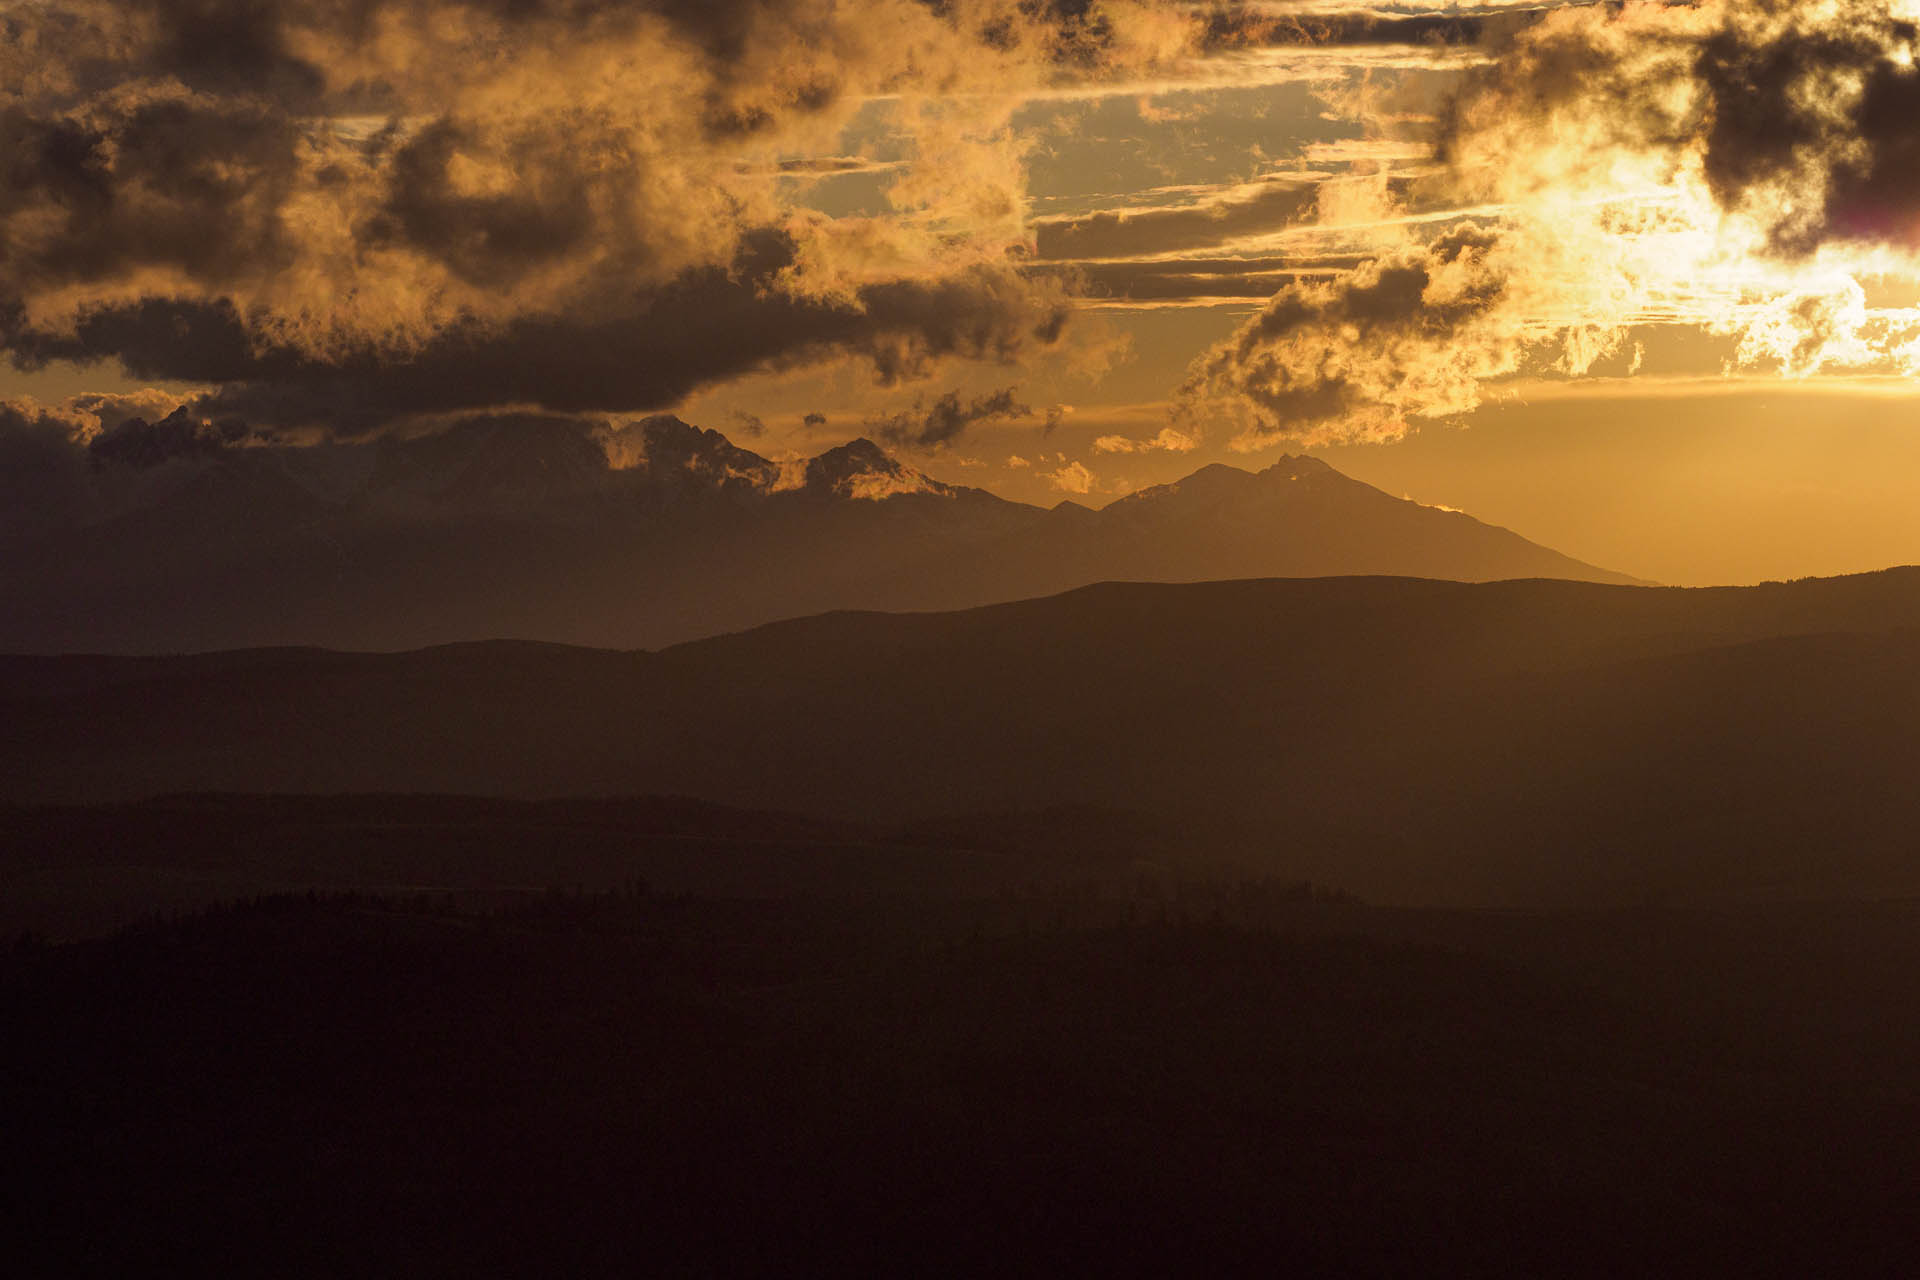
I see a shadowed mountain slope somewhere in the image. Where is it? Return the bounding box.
[5,569,1918,906]
[0,415,1636,652]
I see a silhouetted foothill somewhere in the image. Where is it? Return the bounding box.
[6,569,1920,909]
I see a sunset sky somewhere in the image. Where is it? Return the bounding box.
[8,0,1920,585]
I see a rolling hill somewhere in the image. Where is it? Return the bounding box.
[6,569,1918,906]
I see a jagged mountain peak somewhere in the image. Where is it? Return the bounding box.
[1108,461,1260,508]
[0,410,1646,654]
[802,437,953,500]
[624,414,745,458]
[602,415,778,491]
[816,436,893,468]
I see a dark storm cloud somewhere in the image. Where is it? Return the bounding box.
[871,387,1033,448]
[107,0,883,98]
[1695,7,1920,253]
[130,0,331,104]
[1436,0,1920,256]
[363,117,608,289]
[0,95,305,291]
[3,297,301,388]
[174,248,1070,431]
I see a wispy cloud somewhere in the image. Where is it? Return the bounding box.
[1093,427,1199,453]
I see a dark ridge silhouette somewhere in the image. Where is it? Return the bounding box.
[0,416,1638,653]
[0,793,1186,941]
[6,569,1920,906]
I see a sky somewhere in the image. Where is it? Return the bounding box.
[7,0,1920,584]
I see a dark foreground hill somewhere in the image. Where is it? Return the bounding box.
[6,889,1918,1275]
[0,413,1636,652]
[6,569,1920,906]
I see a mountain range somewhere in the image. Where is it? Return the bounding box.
[7,568,1918,907]
[1,411,1638,652]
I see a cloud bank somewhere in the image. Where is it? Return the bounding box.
[0,0,1200,432]
[15,0,1920,459]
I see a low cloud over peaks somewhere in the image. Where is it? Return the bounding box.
[88,406,244,471]
[871,387,1033,449]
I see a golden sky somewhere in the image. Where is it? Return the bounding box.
[7,0,1920,583]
